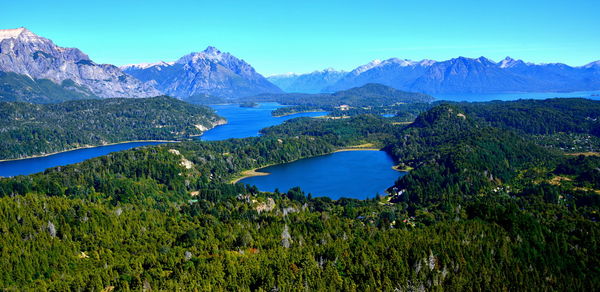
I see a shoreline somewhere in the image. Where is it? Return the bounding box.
[333,147,380,153]
[565,152,600,157]
[230,168,272,184]
[272,110,328,118]
[392,164,414,172]
[0,140,180,163]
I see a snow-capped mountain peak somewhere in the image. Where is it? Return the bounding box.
[582,61,600,69]
[268,72,299,78]
[122,47,282,98]
[384,58,416,66]
[498,56,526,68]
[176,46,230,64]
[417,59,437,66]
[0,27,38,42]
[352,59,382,75]
[120,61,174,70]
[0,27,161,99]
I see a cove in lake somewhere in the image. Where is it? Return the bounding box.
[239,150,405,200]
[0,142,168,177]
[199,102,326,140]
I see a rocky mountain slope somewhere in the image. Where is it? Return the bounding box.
[0,27,160,102]
[122,47,282,98]
[323,56,600,94]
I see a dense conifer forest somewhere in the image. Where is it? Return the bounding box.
[0,96,223,160]
[0,97,598,290]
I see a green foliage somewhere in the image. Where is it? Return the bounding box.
[0,98,599,290]
[0,96,222,159]
[239,101,259,108]
[0,71,96,103]
[248,83,434,117]
[388,104,557,205]
[455,98,600,136]
[261,114,398,147]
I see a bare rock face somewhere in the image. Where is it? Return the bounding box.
[0,27,161,98]
[122,46,283,98]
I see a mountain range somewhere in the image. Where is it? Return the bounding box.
[268,57,600,94]
[282,57,600,94]
[0,28,282,103]
[1,27,599,103]
[121,47,282,98]
[0,28,160,102]
[267,68,347,93]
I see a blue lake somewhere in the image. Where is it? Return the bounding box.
[0,141,168,177]
[239,150,405,200]
[199,102,326,140]
[0,102,325,177]
[434,90,600,102]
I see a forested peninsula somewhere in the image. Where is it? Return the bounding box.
[0,96,225,160]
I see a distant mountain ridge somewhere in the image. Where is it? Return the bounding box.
[323,56,600,94]
[122,47,282,98]
[267,68,346,93]
[1,26,598,101]
[270,56,600,94]
[0,27,160,102]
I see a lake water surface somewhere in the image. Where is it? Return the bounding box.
[0,141,169,177]
[199,102,326,140]
[239,150,404,200]
[0,103,325,177]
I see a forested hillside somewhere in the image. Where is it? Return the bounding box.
[0,96,224,160]
[0,99,598,290]
[453,98,600,152]
[245,83,434,117]
[0,71,97,103]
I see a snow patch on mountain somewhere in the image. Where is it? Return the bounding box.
[122,46,282,98]
[120,61,174,70]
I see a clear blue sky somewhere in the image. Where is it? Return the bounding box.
[1,0,599,76]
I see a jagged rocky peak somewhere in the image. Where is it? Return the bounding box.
[203,46,221,55]
[0,27,39,42]
[177,46,231,64]
[498,56,527,68]
[122,46,282,98]
[0,27,161,99]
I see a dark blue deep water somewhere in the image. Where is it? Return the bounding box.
[199,102,326,140]
[239,150,405,200]
[0,141,168,177]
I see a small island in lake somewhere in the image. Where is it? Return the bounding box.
[240,102,259,108]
